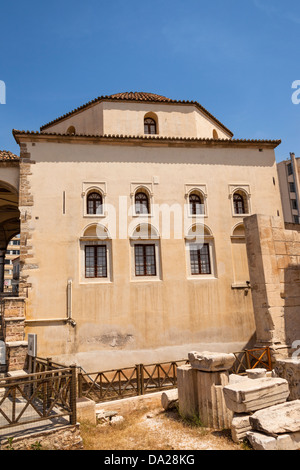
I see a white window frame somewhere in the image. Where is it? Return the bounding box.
[229,184,251,217]
[130,183,154,218]
[185,237,217,280]
[82,182,107,218]
[79,239,112,284]
[130,236,161,282]
[185,185,208,218]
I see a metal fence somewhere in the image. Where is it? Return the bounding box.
[0,365,77,440]
[0,346,273,438]
[78,360,188,403]
[77,347,272,404]
[230,347,272,375]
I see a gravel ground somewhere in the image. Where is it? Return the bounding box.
[132,408,243,451]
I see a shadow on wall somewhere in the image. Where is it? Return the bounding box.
[284,263,300,352]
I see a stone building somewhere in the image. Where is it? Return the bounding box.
[0,92,283,371]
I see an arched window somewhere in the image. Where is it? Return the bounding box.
[81,224,112,281]
[233,191,248,215]
[185,224,215,276]
[144,118,157,135]
[213,129,219,139]
[67,126,76,135]
[189,193,204,215]
[87,192,103,215]
[135,192,150,215]
[130,224,160,278]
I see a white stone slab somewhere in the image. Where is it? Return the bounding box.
[247,431,300,451]
[247,431,278,450]
[188,351,235,372]
[223,377,289,413]
[250,400,300,436]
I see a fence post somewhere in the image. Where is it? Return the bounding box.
[246,350,251,370]
[140,364,145,396]
[47,358,52,371]
[172,362,177,386]
[70,364,77,426]
[46,358,53,408]
[136,365,140,396]
[78,371,82,398]
[266,347,272,370]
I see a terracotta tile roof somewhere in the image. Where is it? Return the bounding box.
[40,91,234,137]
[109,92,173,102]
[0,150,19,161]
[13,129,281,148]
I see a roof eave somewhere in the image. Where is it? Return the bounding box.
[12,130,281,149]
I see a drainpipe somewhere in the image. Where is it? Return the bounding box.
[25,279,76,327]
[67,279,76,327]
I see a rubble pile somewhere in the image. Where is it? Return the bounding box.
[173,352,300,450]
[223,368,300,450]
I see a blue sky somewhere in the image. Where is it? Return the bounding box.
[1,0,300,161]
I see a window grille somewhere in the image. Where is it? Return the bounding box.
[190,243,211,275]
[134,244,156,277]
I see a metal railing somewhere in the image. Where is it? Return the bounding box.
[77,347,272,404]
[0,346,272,435]
[78,360,188,403]
[0,366,77,435]
[230,347,272,375]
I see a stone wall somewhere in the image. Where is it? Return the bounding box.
[0,297,27,371]
[244,214,300,359]
[18,143,37,298]
[0,424,83,450]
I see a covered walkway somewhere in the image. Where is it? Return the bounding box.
[0,150,20,293]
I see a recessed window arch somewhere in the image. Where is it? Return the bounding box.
[233,190,249,215]
[80,223,112,282]
[87,191,103,215]
[82,223,111,240]
[231,223,250,285]
[67,126,76,135]
[130,223,161,279]
[231,223,246,238]
[212,129,219,139]
[144,113,158,135]
[185,224,216,277]
[131,223,160,240]
[135,189,150,215]
[189,191,205,216]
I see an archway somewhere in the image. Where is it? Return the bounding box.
[0,181,20,293]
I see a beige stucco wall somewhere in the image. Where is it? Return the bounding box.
[41,102,104,136]
[16,139,282,371]
[42,101,231,140]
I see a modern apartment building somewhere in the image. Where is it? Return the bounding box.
[277,153,300,225]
